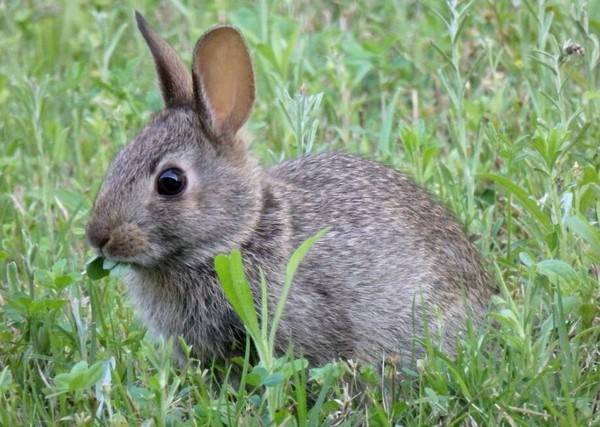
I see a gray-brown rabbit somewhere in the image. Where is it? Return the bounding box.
[86,12,492,367]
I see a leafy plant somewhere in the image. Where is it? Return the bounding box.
[214,228,328,422]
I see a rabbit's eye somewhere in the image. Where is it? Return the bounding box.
[157,168,186,196]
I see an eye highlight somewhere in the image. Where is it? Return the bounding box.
[156,168,186,196]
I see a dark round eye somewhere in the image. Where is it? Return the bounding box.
[156,168,186,196]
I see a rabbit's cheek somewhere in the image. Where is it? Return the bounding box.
[104,223,149,259]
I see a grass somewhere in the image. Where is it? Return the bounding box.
[1,0,599,425]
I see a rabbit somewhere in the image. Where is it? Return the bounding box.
[86,11,492,367]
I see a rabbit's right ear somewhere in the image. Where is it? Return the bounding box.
[191,26,255,138]
[135,11,193,108]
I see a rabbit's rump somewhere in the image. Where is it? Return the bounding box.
[264,152,490,366]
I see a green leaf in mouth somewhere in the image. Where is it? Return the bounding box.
[86,256,110,280]
[85,256,129,280]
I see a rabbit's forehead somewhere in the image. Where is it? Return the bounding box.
[100,108,212,200]
[111,110,207,176]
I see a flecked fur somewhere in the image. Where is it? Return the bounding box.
[86,14,492,367]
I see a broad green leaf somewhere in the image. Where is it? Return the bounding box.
[278,357,309,379]
[28,298,65,315]
[245,366,268,387]
[128,385,154,402]
[261,372,284,387]
[309,362,345,383]
[273,407,292,425]
[7,296,66,317]
[53,275,73,289]
[0,366,13,392]
[229,251,260,336]
[86,256,129,281]
[51,360,106,396]
[536,259,577,283]
[214,251,259,338]
[86,257,109,280]
[519,252,535,267]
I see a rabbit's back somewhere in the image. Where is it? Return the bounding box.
[266,152,490,364]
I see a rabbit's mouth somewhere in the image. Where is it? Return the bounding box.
[87,220,158,268]
[100,243,158,270]
[98,248,160,270]
[100,253,155,269]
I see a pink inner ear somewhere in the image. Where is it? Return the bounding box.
[193,26,255,135]
[209,47,236,126]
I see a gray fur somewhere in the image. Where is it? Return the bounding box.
[86,14,492,367]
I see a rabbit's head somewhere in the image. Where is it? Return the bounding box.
[86,12,261,269]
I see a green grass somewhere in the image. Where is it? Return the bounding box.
[1,0,599,425]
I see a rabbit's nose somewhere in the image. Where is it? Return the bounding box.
[87,221,110,250]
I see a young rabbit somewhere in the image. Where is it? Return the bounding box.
[86,12,492,367]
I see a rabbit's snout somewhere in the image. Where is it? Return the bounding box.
[87,219,148,260]
[87,220,110,251]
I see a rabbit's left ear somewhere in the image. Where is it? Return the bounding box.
[191,26,255,137]
[135,11,193,108]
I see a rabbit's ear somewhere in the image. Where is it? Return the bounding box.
[135,11,193,108]
[191,26,255,137]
